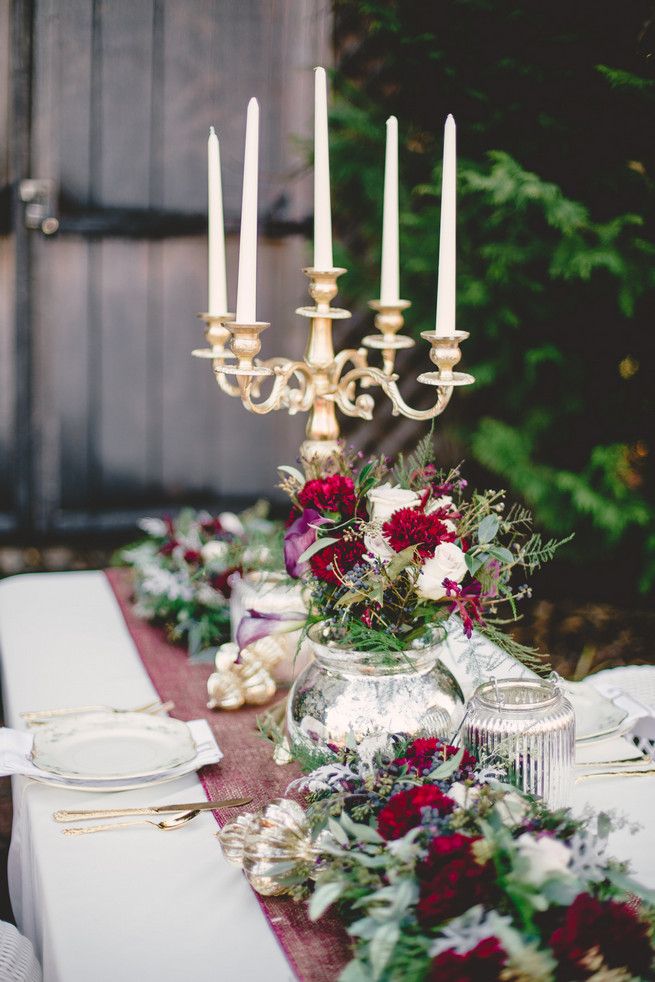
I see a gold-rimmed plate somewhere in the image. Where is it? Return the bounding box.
[31,712,197,781]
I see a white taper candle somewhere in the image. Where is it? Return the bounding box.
[313,67,333,270]
[235,98,259,323]
[380,115,399,305]
[207,126,228,316]
[435,114,457,337]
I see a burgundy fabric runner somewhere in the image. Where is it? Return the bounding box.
[104,567,351,982]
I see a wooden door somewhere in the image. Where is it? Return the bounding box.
[1,0,331,536]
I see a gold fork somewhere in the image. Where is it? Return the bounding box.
[62,809,200,835]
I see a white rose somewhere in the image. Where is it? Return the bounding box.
[367,483,421,522]
[201,540,229,565]
[447,781,480,810]
[363,531,395,562]
[218,511,245,536]
[515,833,571,886]
[416,542,468,600]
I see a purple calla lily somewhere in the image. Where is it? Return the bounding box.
[236,609,307,649]
[283,508,332,578]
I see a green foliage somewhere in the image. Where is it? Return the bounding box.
[329,0,655,600]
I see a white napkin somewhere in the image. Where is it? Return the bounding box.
[0,719,221,783]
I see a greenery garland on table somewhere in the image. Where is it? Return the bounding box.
[220,735,655,982]
[116,502,284,659]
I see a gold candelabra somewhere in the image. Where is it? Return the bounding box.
[192,265,474,469]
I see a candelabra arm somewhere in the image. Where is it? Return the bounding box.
[335,365,455,421]
[233,359,315,416]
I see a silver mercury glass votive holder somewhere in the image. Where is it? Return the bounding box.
[463,677,575,809]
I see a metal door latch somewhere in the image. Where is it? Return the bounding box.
[19,179,59,234]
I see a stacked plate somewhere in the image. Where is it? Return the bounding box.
[560,682,631,743]
[28,712,221,791]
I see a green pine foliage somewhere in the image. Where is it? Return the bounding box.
[329,0,655,600]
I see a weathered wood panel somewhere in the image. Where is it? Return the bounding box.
[0,0,13,523]
[16,0,330,531]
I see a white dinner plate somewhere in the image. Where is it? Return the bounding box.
[31,711,198,780]
[561,682,629,742]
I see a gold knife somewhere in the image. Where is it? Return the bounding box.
[53,796,253,822]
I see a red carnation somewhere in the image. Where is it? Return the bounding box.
[428,937,507,982]
[549,893,653,980]
[417,832,479,879]
[297,474,359,518]
[376,785,456,841]
[417,856,493,928]
[308,535,367,586]
[393,738,476,778]
[416,833,493,927]
[382,508,455,559]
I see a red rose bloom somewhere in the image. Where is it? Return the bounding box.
[429,937,507,982]
[549,893,653,980]
[393,738,476,778]
[382,508,455,559]
[298,475,359,518]
[376,785,456,841]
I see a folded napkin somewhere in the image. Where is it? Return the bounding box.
[0,719,221,783]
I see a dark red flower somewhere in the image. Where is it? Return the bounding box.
[428,937,507,982]
[417,856,492,928]
[382,508,455,559]
[309,536,367,586]
[417,832,479,879]
[208,566,240,598]
[376,785,456,841]
[549,893,653,980]
[297,474,359,518]
[183,549,202,565]
[416,833,493,927]
[392,738,476,778]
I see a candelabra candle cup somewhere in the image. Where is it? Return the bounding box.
[463,677,575,809]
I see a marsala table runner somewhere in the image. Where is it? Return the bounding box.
[104,567,351,982]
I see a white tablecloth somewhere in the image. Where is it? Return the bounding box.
[0,570,654,982]
[0,571,297,982]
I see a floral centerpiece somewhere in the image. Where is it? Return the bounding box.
[279,436,570,663]
[219,736,655,982]
[118,501,283,659]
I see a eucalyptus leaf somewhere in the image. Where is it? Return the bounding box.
[465,551,487,575]
[340,811,385,844]
[478,514,500,544]
[488,545,516,564]
[370,922,400,980]
[309,880,346,920]
[430,747,465,780]
[327,816,351,847]
[337,958,371,982]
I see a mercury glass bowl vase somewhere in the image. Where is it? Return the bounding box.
[286,622,465,756]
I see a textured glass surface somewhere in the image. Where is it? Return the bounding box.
[286,625,465,755]
[464,679,575,808]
